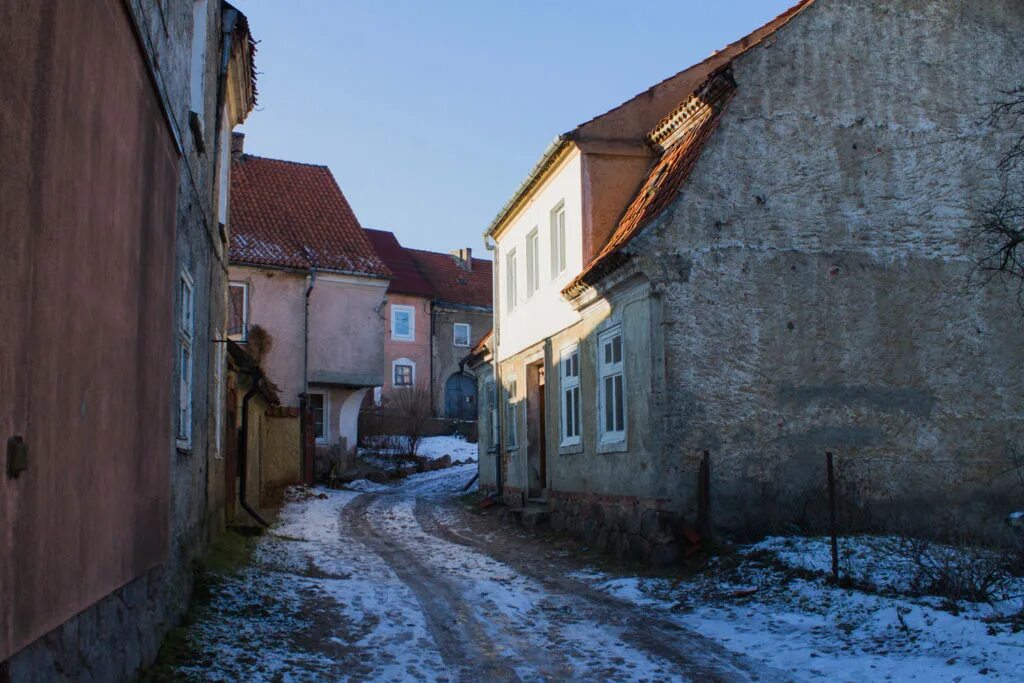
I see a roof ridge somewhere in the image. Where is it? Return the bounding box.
[240,153,329,170]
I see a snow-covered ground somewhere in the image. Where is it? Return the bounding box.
[414,435,478,462]
[576,535,1024,681]
[165,468,1024,681]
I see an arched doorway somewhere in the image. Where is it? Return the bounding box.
[444,372,477,420]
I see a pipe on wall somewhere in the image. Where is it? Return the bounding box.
[485,234,503,495]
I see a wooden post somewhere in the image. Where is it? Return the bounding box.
[826,451,839,582]
[697,449,711,538]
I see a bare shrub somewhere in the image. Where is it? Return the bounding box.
[361,383,432,457]
[246,324,273,361]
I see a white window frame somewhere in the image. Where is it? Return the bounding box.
[505,248,518,312]
[228,280,248,341]
[550,201,566,279]
[373,386,383,406]
[560,343,581,447]
[308,390,328,444]
[392,358,416,387]
[177,270,195,448]
[506,374,518,449]
[391,304,415,341]
[453,322,471,348]
[525,228,540,297]
[597,326,626,444]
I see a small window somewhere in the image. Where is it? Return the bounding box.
[228,281,248,340]
[308,392,327,443]
[526,228,540,297]
[393,358,415,387]
[391,304,415,341]
[453,323,471,347]
[598,327,626,442]
[550,201,566,278]
[560,344,581,446]
[506,249,518,312]
[506,375,518,449]
[177,271,195,446]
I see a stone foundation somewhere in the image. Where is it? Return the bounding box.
[547,490,686,567]
[5,561,192,682]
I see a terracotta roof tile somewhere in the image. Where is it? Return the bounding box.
[364,229,435,297]
[229,155,389,277]
[406,248,493,309]
[562,0,816,296]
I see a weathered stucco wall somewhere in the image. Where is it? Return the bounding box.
[381,293,431,398]
[431,305,493,417]
[630,0,1024,536]
[3,0,233,676]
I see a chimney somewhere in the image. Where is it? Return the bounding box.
[450,247,472,270]
[231,132,245,160]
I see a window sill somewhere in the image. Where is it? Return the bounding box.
[506,445,519,453]
[391,336,415,342]
[487,446,498,454]
[559,441,583,455]
[176,442,192,456]
[596,437,628,454]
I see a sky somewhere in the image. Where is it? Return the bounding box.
[233,0,798,259]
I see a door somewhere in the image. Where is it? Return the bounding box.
[445,372,477,420]
[526,361,547,499]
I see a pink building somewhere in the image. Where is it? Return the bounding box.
[228,143,391,461]
[364,230,493,420]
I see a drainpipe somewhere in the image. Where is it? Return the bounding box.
[429,300,436,416]
[485,234,503,496]
[239,371,269,527]
[302,268,317,399]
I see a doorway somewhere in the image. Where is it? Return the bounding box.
[526,360,547,499]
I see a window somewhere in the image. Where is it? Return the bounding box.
[486,380,498,448]
[453,323,471,347]
[560,344,581,446]
[506,249,518,312]
[373,386,383,406]
[391,304,415,341]
[189,0,208,113]
[526,228,540,297]
[550,202,566,278]
[393,358,415,387]
[598,327,626,442]
[177,271,195,446]
[308,392,327,443]
[506,375,518,448]
[228,281,248,340]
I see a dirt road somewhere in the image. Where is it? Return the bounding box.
[167,466,787,681]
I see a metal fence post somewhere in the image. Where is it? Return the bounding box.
[826,451,839,582]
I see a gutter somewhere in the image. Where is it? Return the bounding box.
[483,135,571,240]
[485,234,503,495]
[302,267,317,400]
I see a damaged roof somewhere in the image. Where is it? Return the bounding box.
[229,155,390,278]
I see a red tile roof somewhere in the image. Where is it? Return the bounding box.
[364,229,435,298]
[406,248,493,309]
[563,0,815,297]
[229,155,389,277]
[564,70,736,296]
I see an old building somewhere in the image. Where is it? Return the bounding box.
[364,229,493,421]
[480,0,1024,563]
[1,0,255,676]
[228,146,391,472]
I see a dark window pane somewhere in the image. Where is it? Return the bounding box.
[612,335,622,364]
[614,374,624,431]
[571,387,580,437]
[228,285,246,336]
[604,377,614,431]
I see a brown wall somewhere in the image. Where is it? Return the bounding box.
[0,0,178,661]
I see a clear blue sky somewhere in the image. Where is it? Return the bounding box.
[233,1,797,258]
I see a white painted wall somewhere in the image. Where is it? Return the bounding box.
[496,147,584,360]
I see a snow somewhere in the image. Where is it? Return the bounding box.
[415,434,478,462]
[579,535,1024,681]
[168,470,1024,682]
